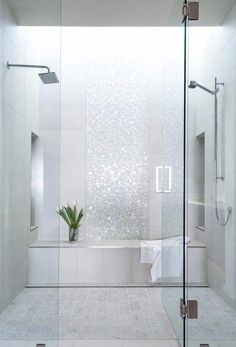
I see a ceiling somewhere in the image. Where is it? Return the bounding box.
[6,0,236,26]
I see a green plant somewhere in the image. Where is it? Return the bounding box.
[57,201,84,229]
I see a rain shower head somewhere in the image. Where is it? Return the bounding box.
[38,72,59,84]
[7,62,59,84]
[188,80,217,95]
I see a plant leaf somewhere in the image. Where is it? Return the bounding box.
[57,203,84,229]
[57,209,71,227]
[76,208,84,225]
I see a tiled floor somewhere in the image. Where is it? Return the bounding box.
[1,340,236,347]
[0,288,176,340]
[163,287,236,343]
[0,340,180,347]
[0,287,236,346]
[1,341,236,347]
[188,288,236,341]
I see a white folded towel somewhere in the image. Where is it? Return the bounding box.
[140,236,190,282]
[140,240,161,263]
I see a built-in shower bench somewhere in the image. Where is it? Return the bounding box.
[28,239,206,286]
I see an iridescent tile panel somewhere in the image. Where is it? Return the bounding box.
[86,51,149,240]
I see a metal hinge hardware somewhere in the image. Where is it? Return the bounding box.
[36,345,46,347]
[200,345,210,347]
[180,299,198,319]
[182,2,199,20]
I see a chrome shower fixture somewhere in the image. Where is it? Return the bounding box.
[188,80,219,95]
[7,62,59,84]
[189,76,231,226]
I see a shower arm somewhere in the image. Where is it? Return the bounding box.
[197,82,219,95]
[7,62,50,73]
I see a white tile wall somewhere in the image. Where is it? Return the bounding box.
[28,243,205,286]
[28,248,59,285]
[0,0,40,312]
[33,26,61,241]
[58,28,188,242]
[59,34,87,241]
[188,1,236,306]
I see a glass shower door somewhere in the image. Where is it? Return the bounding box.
[187,0,236,346]
[160,1,189,346]
[0,1,61,346]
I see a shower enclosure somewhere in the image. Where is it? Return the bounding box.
[0,0,236,347]
[0,0,62,343]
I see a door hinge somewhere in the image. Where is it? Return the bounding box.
[180,298,198,319]
[182,2,199,21]
[200,345,210,347]
[36,345,46,347]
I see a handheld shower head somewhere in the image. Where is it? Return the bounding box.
[188,80,217,95]
[188,80,198,89]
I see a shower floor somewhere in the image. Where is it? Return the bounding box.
[0,287,175,340]
[164,287,236,344]
[0,340,180,347]
[0,287,235,345]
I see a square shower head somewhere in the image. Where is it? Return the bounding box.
[38,72,59,84]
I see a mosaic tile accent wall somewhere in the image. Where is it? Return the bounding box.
[160,35,184,239]
[86,51,149,240]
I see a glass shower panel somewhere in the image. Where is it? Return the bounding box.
[58,1,188,345]
[188,0,236,346]
[0,1,61,346]
[160,2,188,346]
[58,21,187,344]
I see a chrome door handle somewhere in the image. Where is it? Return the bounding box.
[156,166,172,193]
[164,166,172,193]
[156,166,164,193]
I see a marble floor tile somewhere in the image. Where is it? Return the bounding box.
[187,341,218,347]
[163,287,236,343]
[73,341,122,347]
[0,342,27,347]
[0,288,175,340]
[26,342,58,347]
[0,287,235,344]
[122,340,175,346]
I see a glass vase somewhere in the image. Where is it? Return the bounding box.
[69,227,78,242]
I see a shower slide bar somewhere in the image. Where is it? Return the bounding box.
[188,77,232,226]
[214,78,232,225]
